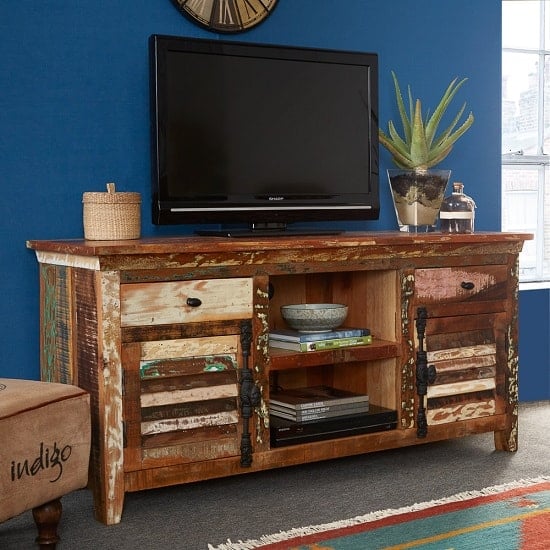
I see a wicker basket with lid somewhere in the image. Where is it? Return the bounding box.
[83,182,141,240]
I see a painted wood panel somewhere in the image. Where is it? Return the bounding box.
[120,278,253,326]
[427,343,496,363]
[141,371,237,393]
[428,351,496,370]
[141,424,237,449]
[141,436,240,465]
[140,354,236,379]
[140,335,239,360]
[141,397,237,422]
[141,410,239,435]
[427,378,496,398]
[427,399,496,424]
[415,265,508,304]
[140,383,238,407]
[432,365,496,385]
[131,334,242,469]
[418,310,503,437]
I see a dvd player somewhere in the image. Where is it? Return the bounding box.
[270,404,398,447]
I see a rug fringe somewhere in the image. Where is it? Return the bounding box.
[207,476,550,550]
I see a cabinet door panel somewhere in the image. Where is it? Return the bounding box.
[420,312,507,425]
[123,336,242,470]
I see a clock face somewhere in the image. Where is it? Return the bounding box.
[173,0,278,33]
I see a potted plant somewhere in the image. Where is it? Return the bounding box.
[379,71,474,231]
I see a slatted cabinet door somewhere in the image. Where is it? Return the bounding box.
[123,337,243,471]
[422,312,507,424]
[414,265,511,428]
[120,278,254,472]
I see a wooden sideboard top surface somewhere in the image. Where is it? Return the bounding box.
[27,231,532,257]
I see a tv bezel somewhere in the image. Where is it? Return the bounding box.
[150,34,380,229]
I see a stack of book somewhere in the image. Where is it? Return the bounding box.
[269,327,372,352]
[269,385,369,422]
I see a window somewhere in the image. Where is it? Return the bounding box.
[502,0,550,281]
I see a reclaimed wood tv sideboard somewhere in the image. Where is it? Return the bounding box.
[27,232,530,525]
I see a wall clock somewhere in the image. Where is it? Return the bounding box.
[172,0,278,33]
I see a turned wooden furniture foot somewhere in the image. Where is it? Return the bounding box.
[32,498,62,549]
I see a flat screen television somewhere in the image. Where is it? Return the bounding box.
[150,34,379,236]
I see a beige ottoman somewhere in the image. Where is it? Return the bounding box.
[0,378,90,548]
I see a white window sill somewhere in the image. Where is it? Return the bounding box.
[520,281,550,291]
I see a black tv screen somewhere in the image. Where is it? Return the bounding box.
[150,35,379,233]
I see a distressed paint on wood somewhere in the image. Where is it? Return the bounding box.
[141,410,239,436]
[432,365,496,385]
[121,318,244,344]
[415,265,508,303]
[140,335,239,360]
[120,278,253,326]
[431,354,496,373]
[426,328,496,351]
[135,333,242,461]
[141,397,237,422]
[427,378,496,399]
[141,371,237,394]
[495,259,521,452]
[141,424,238,451]
[71,269,103,512]
[417,304,506,430]
[56,264,76,383]
[40,264,60,382]
[39,263,77,383]
[427,399,496,424]
[141,437,240,465]
[97,270,125,525]
[251,275,270,449]
[428,388,494,408]
[427,343,496,362]
[140,383,239,408]
[140,354,237,379]
[400,270,416,429]
[35,250,100,270]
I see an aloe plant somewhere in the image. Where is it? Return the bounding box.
[378,72,474,170]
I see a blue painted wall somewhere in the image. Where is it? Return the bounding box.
[1,2,516,386]
[518,290,550,401]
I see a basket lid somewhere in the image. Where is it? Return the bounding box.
[83,182,141,204]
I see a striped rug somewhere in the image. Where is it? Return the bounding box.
[209,477,550,549]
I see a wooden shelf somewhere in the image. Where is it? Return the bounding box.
[268,339,400,370]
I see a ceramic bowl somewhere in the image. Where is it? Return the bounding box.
[280,303,348,333]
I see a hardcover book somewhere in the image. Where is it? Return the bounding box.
[269,401,370,422]
[269,327,371,343]
[269,385,369,411]
[269,334,372,352]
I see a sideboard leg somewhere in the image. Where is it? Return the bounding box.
[495,263,520,453]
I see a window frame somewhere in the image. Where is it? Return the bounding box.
[502,0,550,283]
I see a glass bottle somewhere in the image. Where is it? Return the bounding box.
[440,182,476,233]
